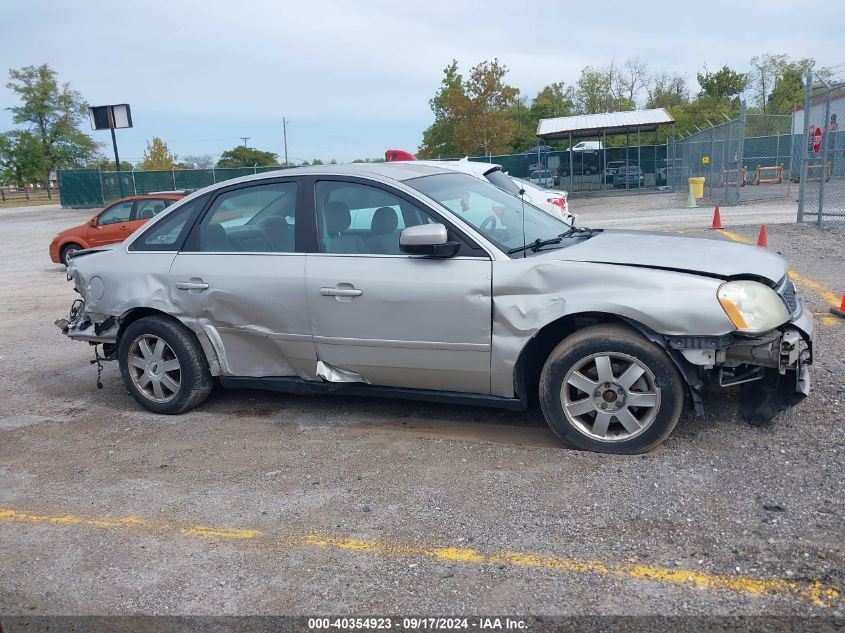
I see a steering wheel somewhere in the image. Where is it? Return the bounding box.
[480,215,498,231]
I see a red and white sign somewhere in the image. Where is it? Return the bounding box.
[812,125,823,153]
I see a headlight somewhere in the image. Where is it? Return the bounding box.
[717,280,790,334]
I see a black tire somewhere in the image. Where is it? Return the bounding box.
[584,168,593,176]
[539,324,684,454]
[60,242,83,266]
[118,315,212,414]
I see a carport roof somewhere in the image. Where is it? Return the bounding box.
[537,108,675,140]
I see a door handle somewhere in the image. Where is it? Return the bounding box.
[176,281,209,291]
[320,287,363,297]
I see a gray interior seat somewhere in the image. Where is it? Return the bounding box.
[323,201,367,254]
[257,216,294,252]
[200,223,230,251]
[138,202,165,219]
[227,227,274,252]
[366,206,401,254]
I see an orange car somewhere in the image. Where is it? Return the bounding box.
[50,193,185,265]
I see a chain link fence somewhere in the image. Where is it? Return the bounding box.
[57,107,824,209]
[797,73,845,224]
[666,106,800,206]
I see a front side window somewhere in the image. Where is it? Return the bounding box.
[98,201,133,225]
[315,181,439,255]
[407,172,571,255]
[195,182,297,253]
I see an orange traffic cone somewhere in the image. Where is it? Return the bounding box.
[710,206,723,230]
[757,224,768,247]
[831,291,845,318]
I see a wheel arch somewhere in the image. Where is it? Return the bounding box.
[114,308,221,375]
[513,311,699,410]
[59,238,89,256]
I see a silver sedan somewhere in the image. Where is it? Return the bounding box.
[58,163,812,454]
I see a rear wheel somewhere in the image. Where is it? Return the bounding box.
[118,316,212,414]
[539,324,684,454]
[60,242,83,266]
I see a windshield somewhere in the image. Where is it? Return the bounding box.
[406,172,571,255]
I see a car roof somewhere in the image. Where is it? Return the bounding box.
[197,162,456,190]
[109,193,185,203]
[411,159,502,179]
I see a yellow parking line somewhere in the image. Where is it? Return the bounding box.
[717,230,842,317]
[717,229,754,245]
[0,508,840,608]
[0,509,260,540]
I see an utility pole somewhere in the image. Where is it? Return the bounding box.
[240,136,250,147]
[282,118,289,167]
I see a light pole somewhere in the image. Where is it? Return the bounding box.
[89,104,132,198]
[282,118,289,167]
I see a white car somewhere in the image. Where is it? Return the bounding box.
[403,157,573,224]
[565,141,604,152]
[528,169,555,188]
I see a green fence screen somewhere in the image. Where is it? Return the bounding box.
[56,166,289,207]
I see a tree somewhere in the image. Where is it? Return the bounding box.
[748,54,817,114]
[5,63,98,179]
[86,155,133,171]
[0,131,47,186]
[419,59,521,157]
[530,82,575,120]
[216,145,278,168]
[765,66,806,115]
[459,59,521,155]
[696,65,749,101]
[574,65,622,114]
[617,58,649,108]
[419,60,467,157]
[646,72,689,109]
[181,154,215,169]
[142,137,177,170]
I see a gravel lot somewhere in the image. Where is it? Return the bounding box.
[0,203,842,617]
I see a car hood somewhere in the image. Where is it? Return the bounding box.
[542,230,787,284]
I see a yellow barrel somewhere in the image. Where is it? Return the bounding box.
[688,177,705,199]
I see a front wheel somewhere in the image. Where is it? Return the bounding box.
[539,324,684,454]
[61,243,83,266]
[118,315,212,414]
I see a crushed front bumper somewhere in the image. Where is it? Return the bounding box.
[721,308,812,424]
[55,299,118,344]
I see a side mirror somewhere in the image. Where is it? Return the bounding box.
[399,223,460,258]
[89,217,98,227]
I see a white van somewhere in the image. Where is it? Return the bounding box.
[566,141,604,152]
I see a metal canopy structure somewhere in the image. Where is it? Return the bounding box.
[536,108,675,140]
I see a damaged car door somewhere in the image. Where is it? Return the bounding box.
[305,178,493,393]
[169,180,316,377]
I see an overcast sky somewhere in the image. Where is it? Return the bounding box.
[1,0,842,163]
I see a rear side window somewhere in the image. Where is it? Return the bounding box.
[130,195,208,251]
[134,198,169,220]
[192,182,297,253]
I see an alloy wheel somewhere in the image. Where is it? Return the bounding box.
[560,352,660,442]
[127,334,181,403]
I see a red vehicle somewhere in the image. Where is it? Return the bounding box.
[49,193,185,265]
